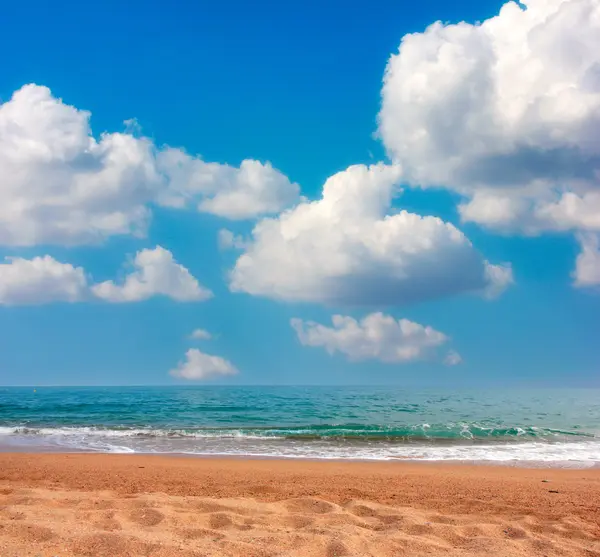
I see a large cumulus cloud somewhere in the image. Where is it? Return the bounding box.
[0,84,298,246]
[229,164,512,305]
[379,0,600,284]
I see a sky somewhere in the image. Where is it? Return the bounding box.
[0,0,598,387]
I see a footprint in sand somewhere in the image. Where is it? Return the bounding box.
[326,539,350,557]
[459,525,485,537]
[345,502,403,530]
[503,525,528,539]
[404,523,434,536]
[178,527,224,540]
[220,539,276,557]
[427,514,459,525]
[196,500,229,513]
[128,507,165,526]
[284,497,337,514]
[282,514,315,529]
[209,512,234,529]
[93,512,122,532]
[378,513,403,527]
[346,503,379,518]
[72,533,131,557]
[7,523,56,543]
[83,498,115,510]
[2,509,26,520]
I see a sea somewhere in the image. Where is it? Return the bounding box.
[0,386,599,467]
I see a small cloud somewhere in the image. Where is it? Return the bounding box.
[92,246,212,303]
[169,348,238,381]
[444,350,463,366]
[483,262,514,300]
[573,233,600,288]
[157,152,300,220]
[189,328,212,340]
[218,229,248,250]
[123,118,142,136]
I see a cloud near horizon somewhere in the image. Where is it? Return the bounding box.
[169,348,239,380]
[291,312,459,364]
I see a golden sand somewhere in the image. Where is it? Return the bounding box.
[0,453,598,556]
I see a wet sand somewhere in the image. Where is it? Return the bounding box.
[0,453,599,556]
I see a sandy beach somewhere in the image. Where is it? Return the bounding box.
[0,454,598,556]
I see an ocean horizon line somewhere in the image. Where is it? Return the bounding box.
[2,384,600,389]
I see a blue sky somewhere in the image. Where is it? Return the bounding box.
[0,0,598,386]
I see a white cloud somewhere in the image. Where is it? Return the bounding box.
[482,261,514,299]
[218,229,248,250]
[0,84,298,247]
[573,233,600,288]
[169,348,238,380]
[379,0,600,236]
[291,312,453,363]
[229,163,511,305]
[0,247,211,305]
[458,190,600,235]
[190,328,212,340]
[0,84,161,246]
[0,255,89,305]
[157,149,299,219]
[92,246,212,303]
[444,350,463,366]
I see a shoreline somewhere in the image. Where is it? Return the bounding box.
[1,446,599,469]
[2,430,598,468]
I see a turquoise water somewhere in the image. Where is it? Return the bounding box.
[0,386,599,466]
